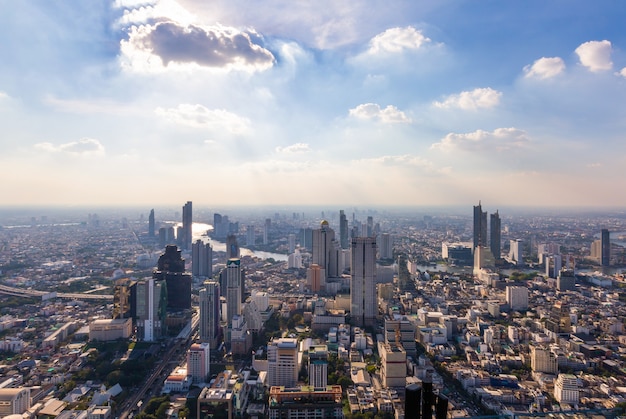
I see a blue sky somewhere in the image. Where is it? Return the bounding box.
[1,0,625,208]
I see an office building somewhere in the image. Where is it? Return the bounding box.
[490,210,501,259]
[602,228,611,267]
[226,234,240,259]
[505,285,528,311]
[288,233,296,254]
[312,221,336,279]
[187,342,210,384]
[148,208,155,237]
[225,259,242,326]
[380,342,406,387]
[308,264,324,293]
[159,226,175,247]
[509,239,523,266]
[246,225,255,246]
[350,237,377,327]
[264,218,271,245]
[473,201,487,252]
[557,269,576,291]
[181,201,192,251]
[308,345,329,388]
[554,373,579,405]
[530,345,558,374]
[0,388,31,416]
[267,337,299,387]
[268,386,342,419]
[113,278,136,320]
[192,239,213,278]
[153,245,192,311]
[199,281,221,349]
[378,233,393,260]
[339,210,349,249]
[136,278,167,341]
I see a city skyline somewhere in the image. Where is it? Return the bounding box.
[1,1,626,207]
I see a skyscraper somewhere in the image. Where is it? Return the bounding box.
[490,210,501,259]
[263,218,271,245]
[181,201,193,251]
[148,209,155,237]
[136,278,167,341]
[153,245,192,311]
[473,201,487,252]
[224,259,242,326]
[601,228,611,267]
[339,210,348,249]
[308,345,329,388]
[350,237,377,327]
[192,239,213,278]
[378,233,393,259]
[226,235,240,259]
[199,281,221,349]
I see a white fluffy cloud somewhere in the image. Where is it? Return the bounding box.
[121,21,275,73]
[349,103,411,123]
[275,143,311,154]
[431,128,529,152]
[618,68,626,78]
[366,26,431,55]
[523,57,565,79]
[433,87,502,110]
[575,40,613,72]
[35,138,105,155]
[155,104,250,134]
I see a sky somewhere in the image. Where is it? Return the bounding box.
[1,0,626,209]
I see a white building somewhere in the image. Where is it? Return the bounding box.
[554,373,579,405]
[187,343,210,384]
[267,338,299,387]
[506,285,528,311]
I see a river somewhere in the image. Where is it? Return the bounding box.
[190,222,288,261]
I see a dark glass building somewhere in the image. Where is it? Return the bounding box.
[153,245,192,311]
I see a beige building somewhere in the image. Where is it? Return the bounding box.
[0,388,30,416]
[380,342,406,387]
[89,318,133,341]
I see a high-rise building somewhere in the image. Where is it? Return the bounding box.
[530,345,558,374]
[153,245,192,311]
[490,211,501,259]
[601,228,611,267]
[350,237,377,327]
[224,259,242,326]
[0,388,31,416]
[339,210,349,249]
[267,337,299,387]
[113,278,137,320]
[181,201,193,251]
[192,239,213,278]
[509,239,523,266]
[187,342,211,383]
[473,201,487,252]
[308,264,324,293]
[159,226,176,247]
[199,281,221,349]
[263,218,271,245]
[308,345,329,388]
[246,225,255,246]
[226,235,240,259]
[136,278,167,341]
[554,373,579,405]
[378,233,393,259]
[505,285,528,311]
[288,233,296,254]
[148,209,155,237]
[366,216,374,237]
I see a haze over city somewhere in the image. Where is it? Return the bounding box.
[1,1,626,207]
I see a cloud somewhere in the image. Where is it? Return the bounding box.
[433,87,502,110]
[366,26,431,55]
[618,67,626,78]
[349,103,411,123]
[34,138,105,155]
[276,143,311,154]
[575,40,612,72]
[523,57,565,79]
[431,128,529,152]
[121,21,275,72]
[0,91,8,99]
[155,104,250,133]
